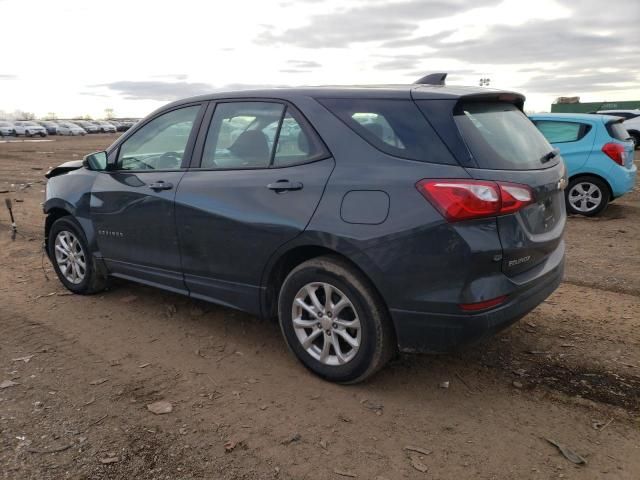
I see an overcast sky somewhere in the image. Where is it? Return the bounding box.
[1,0,638,118]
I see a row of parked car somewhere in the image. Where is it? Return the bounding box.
[0,119,139,137]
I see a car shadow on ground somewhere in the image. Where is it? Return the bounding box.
[101,277,639,413]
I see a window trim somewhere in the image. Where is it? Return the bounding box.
[189,98,332,171]
[105,102,206,173]
[532,119,592,144]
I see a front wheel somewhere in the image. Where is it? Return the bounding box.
[48,217,109,294]
[566,176,610,216]
[278,256,395,383]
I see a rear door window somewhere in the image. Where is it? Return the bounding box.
[533,120,591,143]
[201,102,328,169]
[272,110,327,167]
[318,98,454,164]
[453,102,554,170]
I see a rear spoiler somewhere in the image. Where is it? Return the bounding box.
[455,92,526,111]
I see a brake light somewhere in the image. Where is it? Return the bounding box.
[416,179,534,222]
[602,142,625,166]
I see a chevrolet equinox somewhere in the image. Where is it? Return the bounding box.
[44,78,566,383]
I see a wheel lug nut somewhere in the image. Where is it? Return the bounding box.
[332,323,337,329]
[316,322,321,328]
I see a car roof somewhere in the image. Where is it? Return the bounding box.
[161,84,524,109]
[529,112,621,123]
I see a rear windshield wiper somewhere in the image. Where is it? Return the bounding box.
[540,149,558,164]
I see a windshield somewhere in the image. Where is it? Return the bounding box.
[454,102,555,170]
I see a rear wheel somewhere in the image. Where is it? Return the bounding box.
[48,217,109,294]
[278,255,395,383]
[566,176,610,216]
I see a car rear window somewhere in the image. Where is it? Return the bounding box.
[318,98,454,164]
[454,102,554,170]
[606,120,630,141]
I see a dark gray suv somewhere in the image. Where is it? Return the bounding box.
[44,82,566,383]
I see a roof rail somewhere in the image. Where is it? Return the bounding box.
[414,73,447,86]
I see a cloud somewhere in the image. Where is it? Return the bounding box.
[257,0,498,48]
[431,21,634,65]
[519,73,639,95]
[93,81,292,101]
[0,74,17,79]
[95,80,214,101]
[374,54,426,71]
[381,30,455,48]
[287,60,322,69]
[152,74,189,81]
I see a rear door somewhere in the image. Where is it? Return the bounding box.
[175,100,334,313]
[91,104,204,291]
[418,99,567,277]
[532,118,595,174]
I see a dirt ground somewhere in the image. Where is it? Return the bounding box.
[0,135,639,480]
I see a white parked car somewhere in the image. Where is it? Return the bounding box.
[0,121,16,137]
[596,109,640,149]
[56,121,87,136]
[72,120,99,133]
[92,121,117,133]
[13,121,47,137]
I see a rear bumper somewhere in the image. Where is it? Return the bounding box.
[390,244,565,353]
[610,162,637,198]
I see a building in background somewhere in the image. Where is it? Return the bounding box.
[551,97,640,113]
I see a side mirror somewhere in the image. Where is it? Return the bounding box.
[83,151,108,171]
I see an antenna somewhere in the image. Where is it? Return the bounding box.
[414,73,447,86]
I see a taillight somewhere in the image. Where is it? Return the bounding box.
[416,179,534,222]
[602,142,625,166]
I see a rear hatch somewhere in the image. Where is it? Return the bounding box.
[416,96,567,277]
[605,118,635,167]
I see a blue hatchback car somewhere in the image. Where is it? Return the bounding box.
[529,113,637,216]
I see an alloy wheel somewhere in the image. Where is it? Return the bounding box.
[568,181,602,213]
[54,230,87,284]
[291,282,361,366]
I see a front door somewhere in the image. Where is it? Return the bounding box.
[175,101,334,313]
[91,104,204,291]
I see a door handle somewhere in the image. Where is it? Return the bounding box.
[148,181,174,191]
[267,180,303,192]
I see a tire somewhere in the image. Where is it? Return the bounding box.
[565,176,610,216]
[25,130,31,137]
[630,132,640,150]
[278,255,395,383]
[48,217,109,294]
